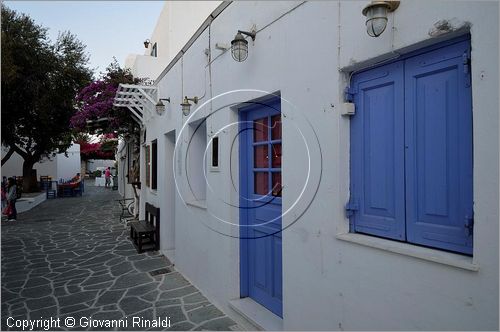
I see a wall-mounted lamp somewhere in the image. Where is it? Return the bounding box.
[231,30,256,62]
[180,96,198,116]
[362,1,400,37]
[144,39,151,48]
[155,98,170,115]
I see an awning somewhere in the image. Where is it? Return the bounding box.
[113,84,158,125]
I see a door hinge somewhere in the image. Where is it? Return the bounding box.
[464,215,474,237]
[345,198,359,218]
[344,86,357,103]
[463,49,471,87]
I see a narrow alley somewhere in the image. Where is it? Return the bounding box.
[1,182,238,331]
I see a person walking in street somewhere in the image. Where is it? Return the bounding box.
[6,177,17,221]
[104,167,111,188]
[1,176,7,210]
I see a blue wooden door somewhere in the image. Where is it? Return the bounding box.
[349,61,406,240]
[349,37,473,255]
[404,40,473,254]
[240,98,283,317]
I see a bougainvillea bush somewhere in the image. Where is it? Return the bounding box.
[76,133,117,160]
[70,59,144,134]
[70,80,117,130]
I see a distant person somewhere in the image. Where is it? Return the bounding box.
[1,176,7,210]
[6,177,17,221]
[71,173,81,183]
[105,167,111,188]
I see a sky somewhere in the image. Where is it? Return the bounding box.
[4,1,165,77]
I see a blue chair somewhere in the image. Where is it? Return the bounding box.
[40,176,50,191]
[46,181,57,199]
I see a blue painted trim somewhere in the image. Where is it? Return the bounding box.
[239,95,283,317]
[239,110,249,298]
[351,34,471,77]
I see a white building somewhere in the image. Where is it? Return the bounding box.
[116,1,499,330]
[124,1,221,82]
[1,143,81,182]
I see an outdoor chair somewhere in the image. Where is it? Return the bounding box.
[46,181,57,199]
[40,176,51,191]
[116,198,135,224]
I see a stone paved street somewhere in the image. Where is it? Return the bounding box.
[1,182,239,331]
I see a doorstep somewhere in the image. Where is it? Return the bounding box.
[228,298,283,331]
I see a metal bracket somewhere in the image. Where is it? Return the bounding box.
[345,198,359,218]
[464,215,474,237]
[463,49,471,87]
[344,86,357,103]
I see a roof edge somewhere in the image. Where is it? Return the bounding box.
[154,1,232,85]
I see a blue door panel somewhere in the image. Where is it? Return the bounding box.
[405,39,473,254]
[251,230,269,290]
[350,61,406,240]
[273,236,283,300]
[240,97,283,317]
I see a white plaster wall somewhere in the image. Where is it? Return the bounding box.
[129,55,162,82]
[1,143,81,181]
[86,159,115,173]
[134,1,498,330]
[55,143,81,181]
[2,147,40,177]
[33,157,58,179]
[149,1,221,64]
[124,1,220,82]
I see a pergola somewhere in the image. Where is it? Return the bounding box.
[113,84,158,125]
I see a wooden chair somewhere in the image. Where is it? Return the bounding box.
[129,203,160,253]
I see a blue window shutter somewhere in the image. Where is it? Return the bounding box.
[404,39,473,255]
[349,61,406,240]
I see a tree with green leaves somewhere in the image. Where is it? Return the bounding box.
[1,5,93,191]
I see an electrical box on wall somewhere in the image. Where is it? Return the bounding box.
[340,102,355,116]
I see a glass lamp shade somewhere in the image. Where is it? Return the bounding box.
[231,33,249,62]
[155,101,165,115]
[181,102,191,116]
[365,5,389,37]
